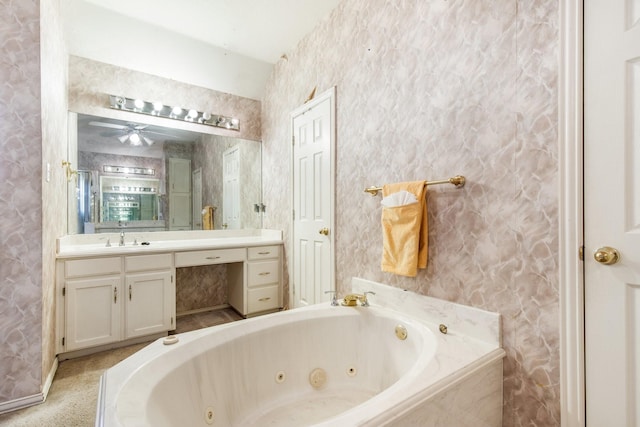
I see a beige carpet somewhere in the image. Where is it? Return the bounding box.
[0,308,243,427]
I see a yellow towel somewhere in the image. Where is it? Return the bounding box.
[202,206,215,230]
[381,181,428,277]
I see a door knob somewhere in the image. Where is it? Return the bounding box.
[319,227,329,236]
[594,246,620,265]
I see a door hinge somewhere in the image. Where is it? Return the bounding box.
[171,275,174,283]
[292,135,295,146]
[292,210,295,220]
[62,287,65,296]
[62,337,65,346]
[578,245,585,261]
[171,316,174,326]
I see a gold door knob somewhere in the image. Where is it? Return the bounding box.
[594,246,620,265]
[319,227,329,236]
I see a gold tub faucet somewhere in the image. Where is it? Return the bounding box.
[342,291,376,307]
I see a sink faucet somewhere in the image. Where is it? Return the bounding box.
[119,231,125,246]
[341,291,376,307]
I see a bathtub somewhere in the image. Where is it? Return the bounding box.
[96,278,505,426]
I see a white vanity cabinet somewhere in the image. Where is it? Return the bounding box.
[57,254,176,355]
[124,253,175,339]
[61,257,122,352]
[56,231,284,356]
[229,245,282,317]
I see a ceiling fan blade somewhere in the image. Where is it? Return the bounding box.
[99,130,125,137]
[88,121,128,130]
[144,130,192,139]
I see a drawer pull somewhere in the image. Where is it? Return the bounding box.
[258,272,271,276]
[258,251,271,255]
[205,256,221,260]
[258,297,271,302]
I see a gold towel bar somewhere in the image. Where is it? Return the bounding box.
[364,175,466,196]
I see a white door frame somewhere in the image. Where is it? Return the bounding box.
[559,1,585,426]
[192,168,202,229]
[289,87,336,308]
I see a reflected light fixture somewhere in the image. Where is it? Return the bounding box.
[117,130,153,146]
[109,95,240,131]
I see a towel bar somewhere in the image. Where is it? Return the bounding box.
[364,175,465,196]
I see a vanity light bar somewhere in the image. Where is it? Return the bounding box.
[103,165,155,175]
[108,95,240,131]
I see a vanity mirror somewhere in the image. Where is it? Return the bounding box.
[67,113,262,234]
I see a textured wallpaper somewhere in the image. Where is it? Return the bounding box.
[40,0,69,395]
[0,0,44,403]
[68,56,262,143]
[261,0,559,425]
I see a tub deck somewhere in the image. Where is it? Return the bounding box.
[97,278,505,427]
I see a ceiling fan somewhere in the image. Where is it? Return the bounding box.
[88,121,182,146]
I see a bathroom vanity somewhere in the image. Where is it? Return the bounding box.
[55,229,283,357]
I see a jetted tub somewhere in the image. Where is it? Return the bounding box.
[96,278,505,426]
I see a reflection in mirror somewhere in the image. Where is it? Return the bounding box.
[68,113,262,234]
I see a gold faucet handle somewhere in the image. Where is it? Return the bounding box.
[341,294,360,306]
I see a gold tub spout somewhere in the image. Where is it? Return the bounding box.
[341,291,376,307]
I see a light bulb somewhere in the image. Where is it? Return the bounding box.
[129,133,141,144]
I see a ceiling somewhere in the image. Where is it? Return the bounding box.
[64,0,343,99]
[77,0,343,64]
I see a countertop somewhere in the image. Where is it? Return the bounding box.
[56,229,283,259]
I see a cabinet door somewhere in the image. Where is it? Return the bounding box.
[125,270,175,338]
[65,276,121,351]
[169,192,191,229]
[169,158,191,192]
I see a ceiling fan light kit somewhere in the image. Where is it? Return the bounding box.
[109,95,240,131]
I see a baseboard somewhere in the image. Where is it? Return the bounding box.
[0,393,44,415]
[58,333,166,361]
[42,357,59,401]
[0,358,59,415]
[177,304,230,317]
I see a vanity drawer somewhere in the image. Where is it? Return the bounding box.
[247,260,280,287]
[247,245,280,260]
[125,253,172,273]
[247,285,279,313]
[65,257,121,278]
[175,248,245,267]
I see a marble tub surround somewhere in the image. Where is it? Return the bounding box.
[352,277,501,347]
[97,280,504,426]
[56,229,283,257]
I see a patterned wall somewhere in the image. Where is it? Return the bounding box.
[68,56,262,143]
[261,0,559,425]
[0,0,44,404]
[40,0,68,392]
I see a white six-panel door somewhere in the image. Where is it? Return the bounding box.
[584,1,640,424]
[291,88,335,308]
